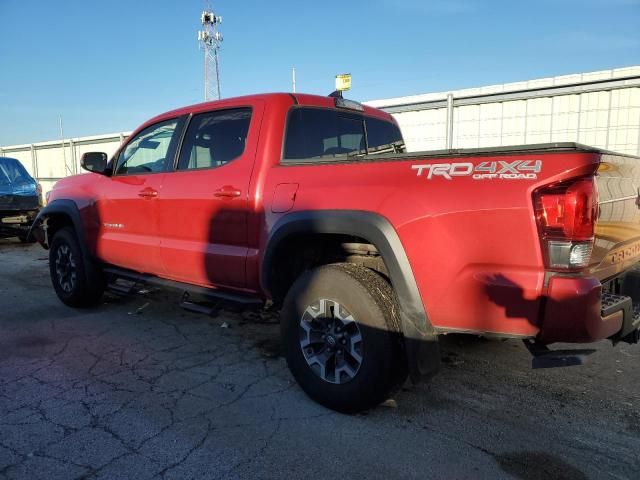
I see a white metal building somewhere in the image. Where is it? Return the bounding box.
[0,132,129,196]
[1,66,639,195]
[366,66,640,155]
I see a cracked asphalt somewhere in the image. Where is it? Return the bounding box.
[0,238,639,480]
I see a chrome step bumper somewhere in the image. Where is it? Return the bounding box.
[600,292,640,344]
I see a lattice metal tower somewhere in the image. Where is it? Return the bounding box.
[198,2,223,101]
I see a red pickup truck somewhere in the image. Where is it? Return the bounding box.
[32,92,640,412]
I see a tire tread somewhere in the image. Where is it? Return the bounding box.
[281,262,408,413]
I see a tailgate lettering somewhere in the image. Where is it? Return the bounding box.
[607,241,640,265]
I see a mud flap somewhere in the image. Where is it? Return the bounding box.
[402,315,440,382]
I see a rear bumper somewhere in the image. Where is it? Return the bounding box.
[540,271,640,344]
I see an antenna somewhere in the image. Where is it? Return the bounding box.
[59,115,73,175]
[292,67,296,93]
[198,1,223,101]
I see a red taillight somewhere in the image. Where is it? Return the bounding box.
[535,178,597,241]
[534,177,598,270]
[565,179,598,240]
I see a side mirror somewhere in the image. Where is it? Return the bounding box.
[81,152,108,175]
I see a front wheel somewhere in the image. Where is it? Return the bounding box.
[49,227,105,308]
[281,263,407,413]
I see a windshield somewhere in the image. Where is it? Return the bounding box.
[0,157,33,185]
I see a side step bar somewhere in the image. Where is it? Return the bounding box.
[523,339,596,369]
[104,267,263,308]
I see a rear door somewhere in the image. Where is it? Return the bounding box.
[96,118,184,275]
[156,102,263,288]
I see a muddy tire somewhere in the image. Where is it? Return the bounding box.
[49,227,105,308]
[281,263,407,413]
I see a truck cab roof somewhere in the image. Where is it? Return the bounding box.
[141,92,395,134]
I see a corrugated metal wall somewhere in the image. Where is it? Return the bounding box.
[367,66,640,155]
[0,134,127,195]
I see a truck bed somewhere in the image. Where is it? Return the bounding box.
[285,142,639,164]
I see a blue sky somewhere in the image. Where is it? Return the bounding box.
[0,0,638,145]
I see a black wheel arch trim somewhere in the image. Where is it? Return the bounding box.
[30,199,89,256]
[262,210,440,381]
[33,199,106,295]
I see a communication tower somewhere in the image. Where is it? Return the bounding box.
[198,3,223,101]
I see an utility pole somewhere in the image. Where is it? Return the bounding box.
[198,2,223,101]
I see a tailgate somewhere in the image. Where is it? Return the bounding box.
[590,153,640,280]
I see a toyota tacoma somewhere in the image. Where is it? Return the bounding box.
[31,92,640,412]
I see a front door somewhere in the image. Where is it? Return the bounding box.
[96,118,184,275]
[156,104,262,289]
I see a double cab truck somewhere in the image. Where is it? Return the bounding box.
[32,92,640,412]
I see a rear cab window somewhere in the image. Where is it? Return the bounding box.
[282,107,405,163]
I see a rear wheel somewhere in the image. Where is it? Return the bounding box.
[281,263,407,413]
[49,227,105,308]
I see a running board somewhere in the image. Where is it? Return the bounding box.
[179,292,223,317]
[103,267,263,308]
[523,339,596,369]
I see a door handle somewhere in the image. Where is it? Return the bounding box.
[214,186,241,198]
[138,188,158,198]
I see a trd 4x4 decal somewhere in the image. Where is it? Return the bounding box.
[412,160,542,180]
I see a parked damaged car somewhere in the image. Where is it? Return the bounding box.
[0,157,42,242]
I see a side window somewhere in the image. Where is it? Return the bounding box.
[283,108,365,161]
[365,117,406,154]
[177,108,252,170]
[116,119,180,175]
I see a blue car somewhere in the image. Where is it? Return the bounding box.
[0,157,42,242]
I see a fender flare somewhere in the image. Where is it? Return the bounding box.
[262,210,440,380]
[30,199,89,255]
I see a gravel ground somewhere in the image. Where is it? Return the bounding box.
[0,238,638,480]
